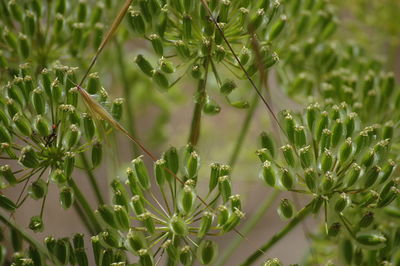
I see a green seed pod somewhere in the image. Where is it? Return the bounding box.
[74,248,88,266]
[358,211,374,228]
[127,229,147,252]
[96,205,117,228]
[340,238,353,264]
[0,109,10,128]
[149,34,163,56]
[339,138,353,164]
[6,98,20,118]
[222,208,245,233]
[153,159,166,187]
[0,194,17,211]
[100,230,120,248]
[182,15,192,41]
[269,15,287,41]
[29,216,44,233]
[13,113,32,136]
[316,111,329,141]
[334,193,349,213]
[217,205,229,226]
[91,141,102,168]
[60,186,74,209]
[321,149,333,173]
[283,113,295,144]
[328,222,341,237]
[261,160,276,187]
[277,199,294,220]
[64,124,80,148]
[281,168,294,190]
[19,146,40,168]
[319,129,332,152]
[86,73,100,94]
[218,175,232,202]
[197,240,218,265]
[248,8,265,31]
[209,163,221,192]
[29,245,43,266]
[178,185,196,215]
[113,205,130,231]
[215,45,226,62]
[152,69,169,90]
[140,212,155,234]
[360,190,379,208]
[130,195,145,217]
[320,172,335,193]
[377,186,399,208]
[345,163,361,187]
[0,165,17,185]
[331,119,344,148]
[82,113,95,140]
[281,144,296,167]
[304,168,317,192]
[90,236,101,265]
[129,10,146,35]
[345,112,358,138]
[382,121,394,140]
[159,58,175,74]
[77,0,87,21]
[299,145,313,169]
[260,131,276,158]
[220,79,237,95]
[355,131,369,154]
[132,156,151,190]
[175,40,191,58]
[263,258,283,266]
[51,169,67,184]
[0,125,12,143]
[256,148,270,163]
[45,236,56,256]
[185,151,199,179]
[239,47,251,65]
[198,212,213,238]
[63,152,75,178]
[24,11,36,37]
[311,195,324,214]
[28,179,47,200]
[179,246,192,266]
[203,97,221,115]
[110,98,123,121]
[18,33,30,58]
[134,54,153,77]
[40,69,51,97]
[191,64,203,79]
[380,160,395,184]
[72,233,85,250]
[169,215,188,236]
[364,166,381,188]
[356,230,387,249]
[229,194,242,211]
[34,115,50,137]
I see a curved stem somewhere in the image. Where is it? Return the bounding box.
[229,93,260,167]
[217,190,279,266]
[240,202,313,266]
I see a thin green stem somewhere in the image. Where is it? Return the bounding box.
[68,178,102,233]
[79,152,105,205]
[217,190,279,266]
[73,201,96,235]
[114,38,140,157]
[240,202,313,266]
[229,93,260,167]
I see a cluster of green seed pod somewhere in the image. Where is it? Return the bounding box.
[0,63,124,231]
[257,103,399,263]
[91,146,243,265]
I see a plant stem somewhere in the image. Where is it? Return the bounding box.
[240,202,313,266]
[73,201,96,235]
[114,38,140,157]
[217,190,279,266]
[0,212,50,258]
[68,178,102,233]
[79,152,105,205]
[229,93,260,167]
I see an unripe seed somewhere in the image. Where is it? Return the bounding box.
[218,175,232,202]
[355,230,387,249]
[222,208,245,233]
[263,258,283,266]
[97,205,117,229]
[29,216,44,232]
[345,163,361,187]
[281,144,295,167]
[178,185,196,214]
[0,125,12,144]
[364,166,381,188]
[281,168,294,190]
[13,113,32,136]
[220,79,237,95]
[260,131,276,158]
[51,169,67,184]
[111,98,124,121]
[299,145,313,169]
[129,10,145,35]
[277,199,294,219]
[28,179,47,200]
[198,212,213,238]
[339,138,353,164]
[19,146,40,168]
[331,119,344,147]
[334,193,349,212]
[113,205,130,231]
[175,40,190,58]
[321,149,333,173]
[65,124,80,148]
[283,113,295,143]
[304,168,317,192]
[135,55,153,77]
[152,69,169,90]
[186,151,199,178]
[0,194,17,211]
[132,156,151,190]
[91,142,102,168]
[197,240,218,265]
[358,211,374,228]
[60,186,74,209]
[34,115,50,137]
[0,165,16,184]
[328,222,341,237]
[169,215,188,236]
[269,15,287,41]
[127,229,147,252]
[179,246,193,266]
[217,205,229,226]
[261,160,276,187]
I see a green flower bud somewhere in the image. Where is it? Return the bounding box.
[283,113,295,144]
[356,230,386,249]
[132,156,151,190]
[277,199,294,219]
[364,166,381,188]
[321,149,333,173]
[129,10,146,35]
[169,215,188,236]
[198,212,213,238]
[269,15,286,41]
[152,69,169,90]
[34,115,50,137]
[197,240,218,265]
[222,208,245,233]
[0,194,17,211]
[304,168,317,192]
[217,205,229,226]
[113,205,130,231]
[0,165,16,185]
[218,175,232,202]
[60,186,74,209]
[13,113,32,136]
[179,246,193,266]
[96,205,117,228]
[18,33,30,58]
[345,163,361,187]
[28,179,47,200]
[281,168,294,190]
[19,146,40,168]
[175,40,191,58]
[0,125,12,144]
[358,211,374,228]
[334,193,349,213]
[220,79,237,95]
[29,216,44,233]
[178,185,195,214]
[64,124,80,148]
[51,169,67,184]
[281,144,296,167]
[328,222,341,237]
[134,54,153,77]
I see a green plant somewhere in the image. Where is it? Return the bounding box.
[0,0,399,265]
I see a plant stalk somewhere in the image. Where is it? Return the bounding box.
[80,152,105,205]
[240,202,313,265]
[217,190,279,266]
